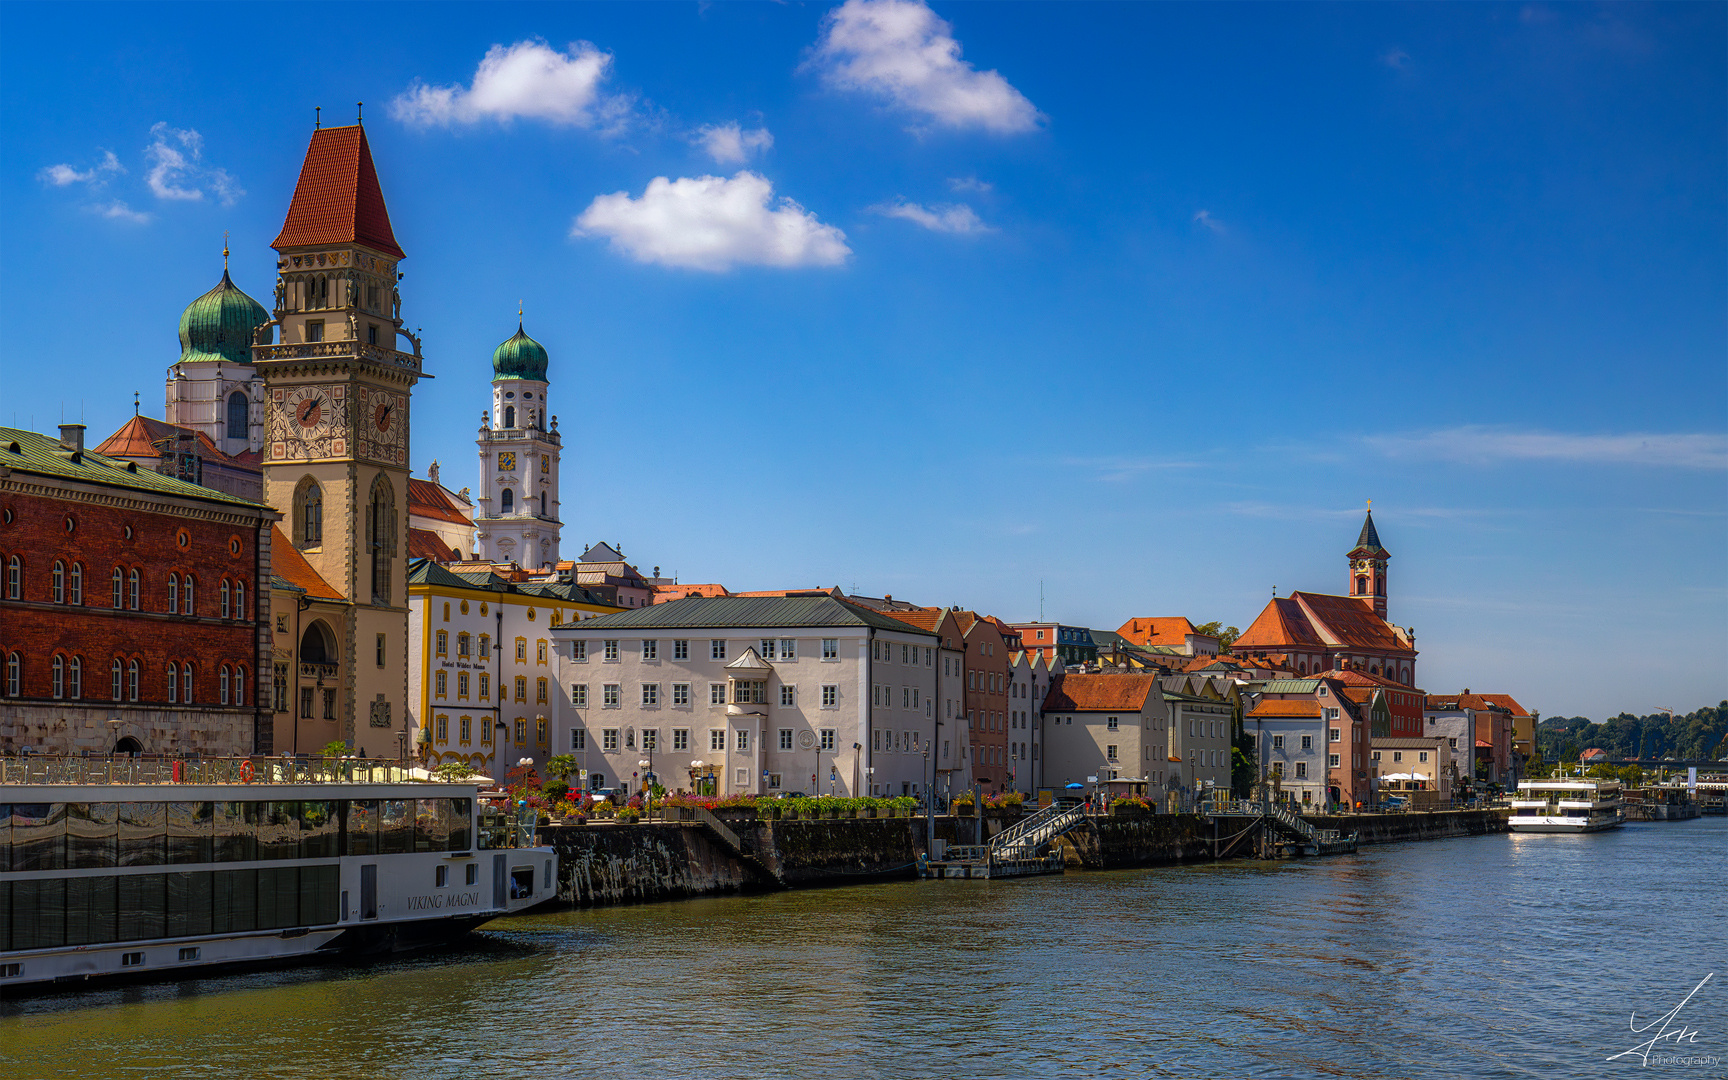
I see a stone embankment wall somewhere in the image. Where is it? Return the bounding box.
[542,816,927,907]
[540,809,1509,908]
[1309,809,1508,845]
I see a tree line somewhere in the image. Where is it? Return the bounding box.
[1535,702,1728,765]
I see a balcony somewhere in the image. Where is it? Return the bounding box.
[254,340,422,375]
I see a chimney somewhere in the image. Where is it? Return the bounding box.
[59,424,86,452]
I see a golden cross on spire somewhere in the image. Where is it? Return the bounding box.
[222,231,230,270]
[1366,498,1372,510]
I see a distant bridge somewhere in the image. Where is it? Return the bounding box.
[1593,760,1728,770]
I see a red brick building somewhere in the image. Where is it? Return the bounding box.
[0,425,276,755]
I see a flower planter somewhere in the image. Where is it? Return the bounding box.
[863,808,878,819]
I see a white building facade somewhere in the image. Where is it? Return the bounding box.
[550,596,938,799]
[474,324,562,568]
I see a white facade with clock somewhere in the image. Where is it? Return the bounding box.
[474,324,562,569]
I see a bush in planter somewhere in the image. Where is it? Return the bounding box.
[617,808,642,824]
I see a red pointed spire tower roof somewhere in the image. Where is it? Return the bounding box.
[272,124,404,258]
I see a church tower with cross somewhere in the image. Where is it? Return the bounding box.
[473,316,563,568]
[163,236,271,458]
[1347,503,1389,619]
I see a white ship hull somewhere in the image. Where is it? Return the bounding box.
[1507,813,1623,833]
[0,773,557,993]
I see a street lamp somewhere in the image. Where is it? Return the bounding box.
[638,758,652,816]
[690,759,705,796]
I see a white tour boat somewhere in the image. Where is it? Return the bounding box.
[1507,774,1624,833]
[0,756,556,992]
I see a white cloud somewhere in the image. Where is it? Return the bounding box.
[870,199,992,235]
[1381,48,1412,69]
[1366,427,1728,470]
[574,171,850,271]
[694,122,774,165]
[1193,209,1225,233]
[39,151,123,188]
[947,176,992,193]
[145,123,243,205]
[391,40,627,129]
[95,200,151,224]
[807,0,1042,134]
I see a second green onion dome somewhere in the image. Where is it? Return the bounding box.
[492,323,549,381]
[178,269,269,365]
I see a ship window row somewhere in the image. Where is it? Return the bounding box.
[0,798,473,872]
[1,865,340,953]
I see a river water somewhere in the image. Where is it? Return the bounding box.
[3,817,1723,1080]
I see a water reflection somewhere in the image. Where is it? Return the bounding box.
[2,818,1722,1079]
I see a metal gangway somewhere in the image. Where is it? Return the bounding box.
[991,800,1089,861]
[1208,798,1358,857]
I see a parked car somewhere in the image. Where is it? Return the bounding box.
[772,790,808,799]
[587,788,620,807]
[1378,796,1409,812]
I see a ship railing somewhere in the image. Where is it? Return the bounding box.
[0,755,459,787]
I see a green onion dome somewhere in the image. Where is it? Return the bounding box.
[178,270,269,365]
[492,323,550,382]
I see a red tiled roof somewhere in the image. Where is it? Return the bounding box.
[95,415,255,470]
[1426,693,1509,712]
[881,609,943,632]
[1315,667,1419,692]
[407,477,472,527]
[407,527,461,563]
[272,125,404,258]
[1235,597,1326,649]
[652,583,729,603]
[1293,592,1411,652]
[1042,673,1159,713]
[1476,693,1530,717]
[1116,617,1212,647]
[271,526,343,600]
[1248,700,1324,718]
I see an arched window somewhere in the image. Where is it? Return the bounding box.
[300,621,337,665]
[6,555,20,599]
[167,573,179,613]
[127,659,139,701]
[226,391,249,440]
[504,405,515,428]
[1376,577,1385,597]
[183,575,194,615]
[220,665,230,705]
[221,580,231,618]
[69,562,83,604]
[128,569,140,609]
[167,663,178,702]
[442,601,450,622]
[182,663,193,704]
[112,566,123,608]
[5,652,18,697]
[540,491,546,516]
[112,659,123,701]
[69,656,81,699]
[367,474,396,605]
[501,488,513,513]
[52,560,65,604]
[233,666,246,707]
[1355,575,1367,595]
[296,477,324,547]
[234,580,246,619]
[52,655,65,699]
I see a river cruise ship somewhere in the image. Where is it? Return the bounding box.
[0,757,555,992]
[1508,775,1624,833]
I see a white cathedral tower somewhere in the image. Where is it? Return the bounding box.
[474,322,562,567]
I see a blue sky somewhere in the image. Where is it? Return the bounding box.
[3,2,1723,719]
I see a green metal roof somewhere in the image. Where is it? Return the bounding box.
[567,595,937,635]
[1247,679,1325,693]
[492,324,549,382]
[1,427,266,509]
[178,270,269,366]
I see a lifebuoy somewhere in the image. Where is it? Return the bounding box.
[239,760,254,783]
[172,761,182,784]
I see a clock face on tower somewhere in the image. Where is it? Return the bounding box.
[497,452,516,473]
[270,384,348,460]
[360,387,407,465]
